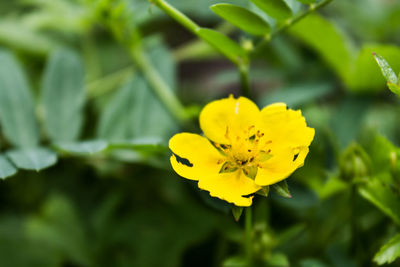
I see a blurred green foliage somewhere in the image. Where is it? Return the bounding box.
[0,0,399,266]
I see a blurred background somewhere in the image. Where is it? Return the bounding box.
[0,0,400,266]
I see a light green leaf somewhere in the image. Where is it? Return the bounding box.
[0,155,17,179]
[373,52,398,84]
[223,256,248,267]
[358,175,400,225]
[42,48,85,142]
[0,20,57,55]
[348,45,400,93]
[196,28,247,65]
[374,233,400,265]
[210,4,270,36]
[250,0,292,21]
[7,148,57,171]
[288,14,352,85]
[55,140,108,155]
[0,50,39,147]
[273,180,292,198]
[388,83,400,96]
[267,253,290,267]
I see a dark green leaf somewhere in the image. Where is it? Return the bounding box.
[273,180,292,198]
[7,148,57,171]
[250,0,292,21]
[374,233,400,265]
[358,175,400,225]
[42,48,85,142]
[55,140,109,155]
[373,52,398,84]
[210,4,270,35]
[231,206,243,221]
[196,28,247,65]
[0,50,39,147]
[260,83,334,108]
[289,14,352,85]
[26,195,90,266]
[0,155,17,179]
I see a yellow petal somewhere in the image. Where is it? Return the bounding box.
[255,147,309,186]
[169,133,224,180]
[198,171,261,206]
[259,103,315,149]
[199,96,260,144]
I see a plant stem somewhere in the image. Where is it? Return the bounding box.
[150,0,199,34]
[131,44,189,124]
[239,64,251,99]
[245,207,253,263]
[253,0,333,53]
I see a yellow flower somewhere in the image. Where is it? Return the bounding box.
[169,96,315,207]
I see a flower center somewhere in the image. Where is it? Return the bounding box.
[215,126,273,179]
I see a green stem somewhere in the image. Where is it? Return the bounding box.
[131,44,188,124]
[102,1,189,125]
[150,0,200,34]
[239,64,251,98]
[253,0,333,52]
[245,207,253,263]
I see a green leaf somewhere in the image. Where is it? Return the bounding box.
[196,28,247,65]
[0,20,57,55]
[231,206,244,221]
[273,180,292,198]
[348,45,400,93]
[210,4,270,36]
[223,256,248,267]
[267,253,290,267]
[0,155,17,179]
[250,0,292,21]
[256,186,270,197]
[7,148,57,171]
[358,175,400,225]
[108,138,168,154]
[99,38,177,141]
[26,195,91,266]
[0,50,39,147]
[296,0,317,4]
[388,82,400,96]
[374,233,400,265]
[288,14,352,85]
[260,82,334,108]
[41,48,85,142]
[55,140,109,155]
[373,52,398,84]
